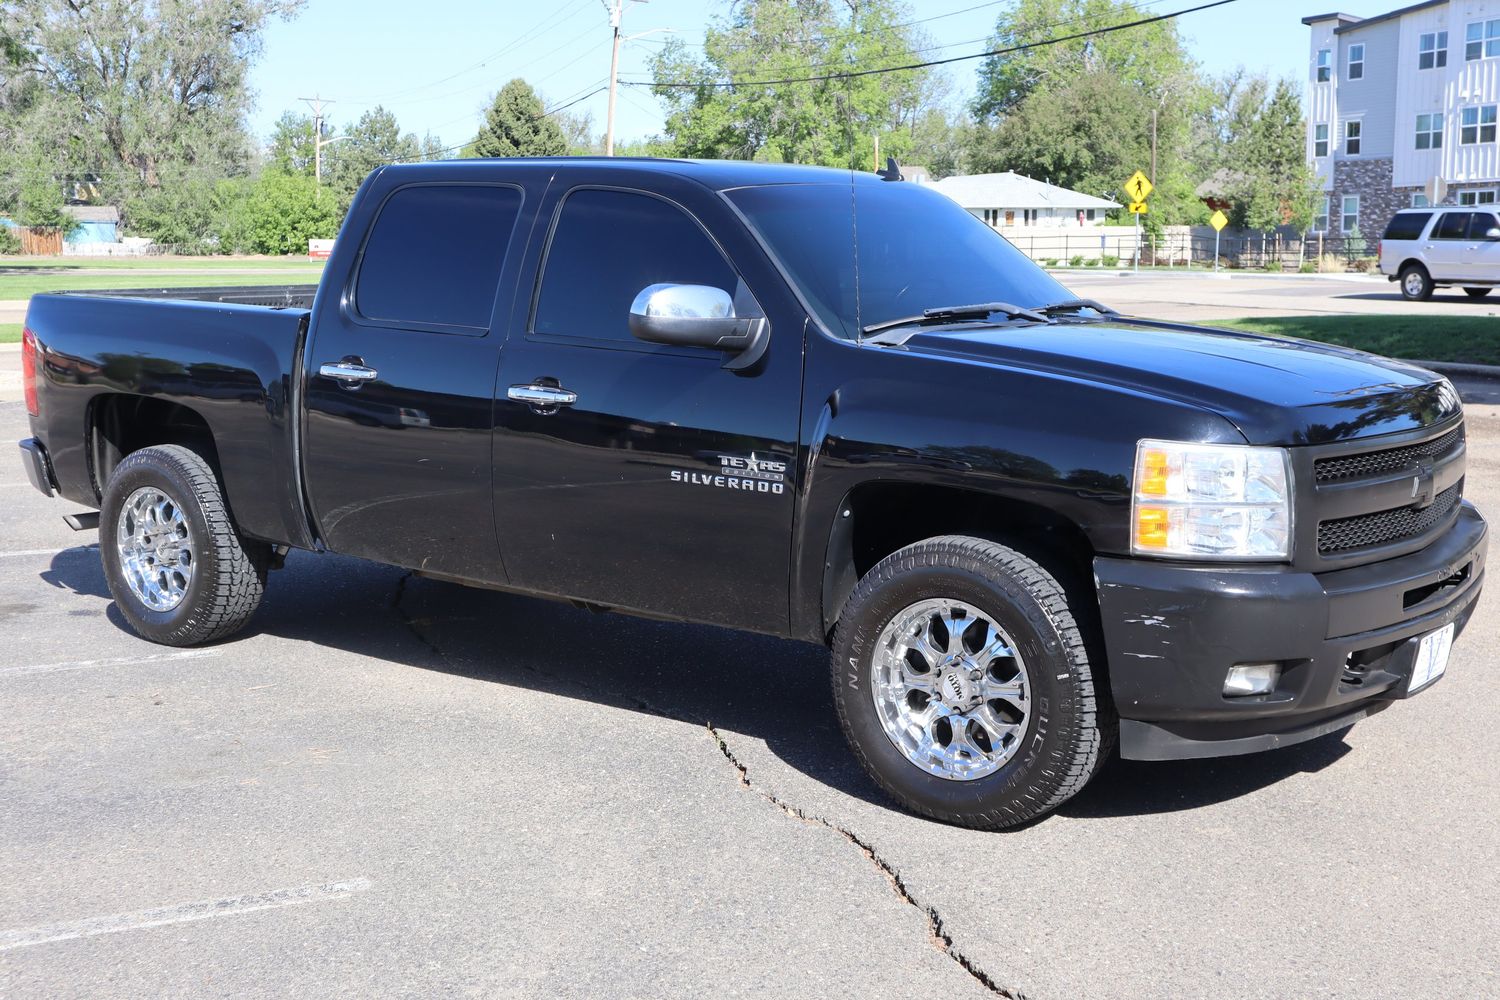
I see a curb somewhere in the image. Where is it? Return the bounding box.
[1411,359,1500,380]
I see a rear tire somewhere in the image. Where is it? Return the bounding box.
[1399,264,1433,301]
[100,445,269,646]
[830,536,1110,829]
[1463,287,1492,299]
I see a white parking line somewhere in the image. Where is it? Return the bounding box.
[0,649,219,679]
[0,879,372,951]
[0,545,98,559]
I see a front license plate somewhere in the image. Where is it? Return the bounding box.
[1410,623,1456,694]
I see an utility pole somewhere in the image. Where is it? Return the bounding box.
[1151,108,1158,189]
[299,95,333,184]
[603,0,653,156]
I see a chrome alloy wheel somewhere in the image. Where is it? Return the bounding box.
[871,598,1031,781]
[1403,270,1426,297]
[116,486,194,612]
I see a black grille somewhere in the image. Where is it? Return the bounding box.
[1318,482,1462,554]
[1314,429,1461,483]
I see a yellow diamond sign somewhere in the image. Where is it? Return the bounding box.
[1209,209,1228,231]
[1124,170,1153,203]
[1129,201,1148,214]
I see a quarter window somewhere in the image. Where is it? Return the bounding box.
[1340,195,1359,235]
[1345,120,1362,155]
[1314,123,1329,157]
[1416,113,1443,150]
[1460,105,1498,144]
[1466,19,1500,60]
[356,185,522,331]
[1457,190,1498,206]
[1419,31,1448,69]
[1347,43,1364,79]
[1316,48,1332,81]
[1383,213,1432,240]
[533,188,739,345]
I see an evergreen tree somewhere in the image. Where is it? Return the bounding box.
[467,79,567,158]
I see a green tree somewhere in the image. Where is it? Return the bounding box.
[324,106,420,210]
[15,160,72,233]
[124,171,248,252]
[466,79,566,158]
[1238,80,1320,235]
[267,111,318,177]
[239,172,338,255]
[966,0,1205,223]
[647,0,934,168]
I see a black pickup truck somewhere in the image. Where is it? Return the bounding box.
[17,159,1487,828]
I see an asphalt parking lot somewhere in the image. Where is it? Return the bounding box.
[3,345,1499,998]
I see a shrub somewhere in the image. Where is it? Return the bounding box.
[1348,257,1375,273]
[0,225,19,255]
[1069,254,1084,267]
[1044,258,1059,267]
[1100,254,1119,268]
[1299,261,1317,273]
[239,173,340,255]
[1318,253,1347,273]
[1264,260,1283,273]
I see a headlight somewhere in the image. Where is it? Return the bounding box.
[1131,439,1293,560]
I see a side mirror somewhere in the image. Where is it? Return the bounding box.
[1486,227,1500,241]
[628,283,769,370]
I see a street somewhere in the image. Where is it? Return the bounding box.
[1,332,1498,999]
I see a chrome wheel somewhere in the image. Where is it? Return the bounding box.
[871,598,1030,781]
[116,486,194,612]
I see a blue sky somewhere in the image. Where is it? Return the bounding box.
[246,0,1383,152]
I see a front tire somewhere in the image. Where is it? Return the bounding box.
[1463,287,1492,299]
[1400,264,1433,301]
[831,536,1110,829]
[100,445,269,646]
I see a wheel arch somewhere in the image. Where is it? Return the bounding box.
[88,393,222,502]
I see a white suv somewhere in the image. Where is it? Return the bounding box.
[1379,207,1500,301]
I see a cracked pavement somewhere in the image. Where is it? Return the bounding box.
[3,390,1500,998]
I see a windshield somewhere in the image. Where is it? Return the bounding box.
[725,180,1072,339]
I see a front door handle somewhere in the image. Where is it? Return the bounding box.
[319,360,379,385]
[508,383,578,411]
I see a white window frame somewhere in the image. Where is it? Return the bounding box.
[1340,195,1360,235]
[1460,105,1498,145]
[1316,48,1332,81]
[1465,19,1500,61]
[1347,43,1365,80]
[1416,112,1443,150]
[1314,196,1330,233]
[1344,119,1362,155]
[1314,122,1330,157]
[1419,31,1448,69]
[1412,193,1430,208]
[1458,189,1498,206]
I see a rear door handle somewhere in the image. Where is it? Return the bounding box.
[319,360,379,384]
[507,383,578,411]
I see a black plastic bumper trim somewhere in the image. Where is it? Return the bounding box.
[18,438,55,497]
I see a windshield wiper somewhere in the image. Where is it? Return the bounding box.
[861,300,1050,336]
[1037,297,1118,318]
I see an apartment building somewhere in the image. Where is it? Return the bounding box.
[1304,1,1500,239]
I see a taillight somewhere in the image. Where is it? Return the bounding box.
[21,325,39,416]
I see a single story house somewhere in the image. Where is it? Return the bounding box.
[927,171,1120,227]
[63,205,120,245]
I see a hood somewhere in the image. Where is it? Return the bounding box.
[892,320,1461,446]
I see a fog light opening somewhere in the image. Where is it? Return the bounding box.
[1224,662,1281,697]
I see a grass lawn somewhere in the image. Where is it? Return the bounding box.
[0,269,323,301]
[1,323,19,344]
[1212,314,1500,367]
[0,255,322,271]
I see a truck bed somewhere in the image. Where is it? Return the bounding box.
[63,284,320,310]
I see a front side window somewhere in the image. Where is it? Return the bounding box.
[1345,120,1362,155]
[1314,196,1330,233]
[1461,105,1498,144]
[1341,195,1360,235]
[1347,43,1365,79]
[1416,113,1443,149]
[1315,123,1330,157]
[1419,31,1448,69]
[1434,212,1472,239]
[1458,190,1498,205]
[1466,20,1500,60]
[532,188,739,345]
[356,184,522,331]
[1316,48,1332,81]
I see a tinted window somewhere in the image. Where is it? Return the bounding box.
[1434,212,1472,239]
[1383,213,1432,240]
[727,181,1070,338]
[1470,213,1500,238]
[533,189,737,342]
[357,185,522,330]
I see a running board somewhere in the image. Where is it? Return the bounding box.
[63,511,100,531]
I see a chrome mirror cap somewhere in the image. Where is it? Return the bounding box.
[629,283,736,320]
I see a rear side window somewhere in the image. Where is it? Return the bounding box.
[356,185,523,331]
[1434,212,1472,240]
[1469,213,1500,238]
[533,188,738,344]
[1382,213,1431,240]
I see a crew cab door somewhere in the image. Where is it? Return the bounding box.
[1425,211,1473,280]
[301,180,532,583]
[491,179,804,633]
[1463,210,1500,282]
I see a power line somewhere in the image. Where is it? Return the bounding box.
[626,0,1234,90]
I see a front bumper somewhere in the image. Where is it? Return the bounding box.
[18,438,56,497]
[1096,502,1487,761]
